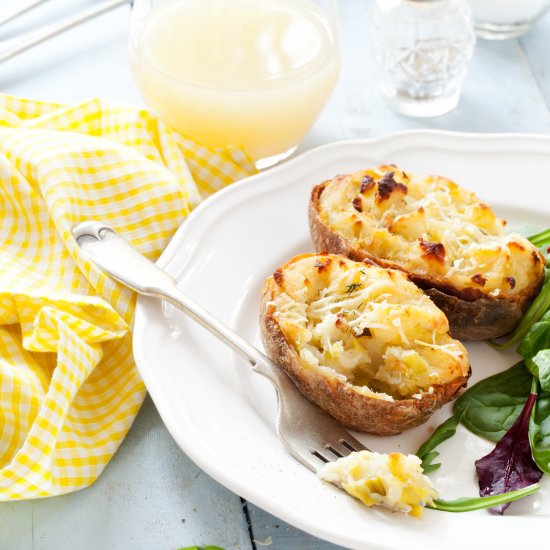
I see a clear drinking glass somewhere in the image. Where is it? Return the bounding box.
[468,0,550,40]
[373,0,476,118]
[129,0,340,169]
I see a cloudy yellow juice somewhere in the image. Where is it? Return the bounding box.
[130,0,339,165]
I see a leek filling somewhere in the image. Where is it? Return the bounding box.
[274,257,468,400]
[318,450,438,517]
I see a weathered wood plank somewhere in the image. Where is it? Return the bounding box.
[520,12,550,110]
[0,397,253,550]
[246,503,346,550]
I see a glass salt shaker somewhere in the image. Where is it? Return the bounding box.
[373,0,476,117]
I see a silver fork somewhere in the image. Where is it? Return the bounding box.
[73,221,368,473]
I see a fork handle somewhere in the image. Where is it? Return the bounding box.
[0,0,129,64]
[73,221,370,473]
[72,222,284,383]
[162,286,265,365]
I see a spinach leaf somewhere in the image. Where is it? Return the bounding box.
[416,411,464,473]
[475,392,542,514]
[518,309,550,375]
[511,224,544,239]
[525,227,550,248]
[428,483,540,513]
[490,273,550,350]
[529,388,550,474]
[532,350,550,392]
[454,362,532,442]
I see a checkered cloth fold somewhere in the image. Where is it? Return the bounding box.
[0,94,254,499]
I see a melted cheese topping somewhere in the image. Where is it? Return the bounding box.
[271,255,469,400]
[318,450,438,517]
[318,166,544,297]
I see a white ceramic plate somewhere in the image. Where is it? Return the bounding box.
[133,131,550,550]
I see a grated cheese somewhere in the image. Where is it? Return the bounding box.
[271,255,469,399]
[319,166,544,297]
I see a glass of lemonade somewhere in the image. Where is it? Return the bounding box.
[129,0,340,169]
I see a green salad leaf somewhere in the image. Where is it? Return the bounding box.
[512,225,546,239]
[533,350,550,392]
[525,227,550,248]
[490,272,550,350]
[416,411,464,473]
[452,362,550,473]
[428,484,541,513]
[454,362,532,442]
[530,388,550,474]
[518,310,550,375]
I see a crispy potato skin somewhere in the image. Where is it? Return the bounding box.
[259,257,470,436]
[309,182,543,341]
[422,288,524,341]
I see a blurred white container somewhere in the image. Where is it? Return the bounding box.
[468,0,550,39]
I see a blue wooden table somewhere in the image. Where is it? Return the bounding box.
[1,1,549,549]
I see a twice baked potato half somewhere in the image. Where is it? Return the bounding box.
[309,166,545,340]
[260,253,470,435]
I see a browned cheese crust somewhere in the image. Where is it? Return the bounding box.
[259,254,470,436]
[309,179,545,341]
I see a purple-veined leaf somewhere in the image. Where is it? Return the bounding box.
[475,392,543,514]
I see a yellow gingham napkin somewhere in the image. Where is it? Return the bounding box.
[0,94,255,499]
